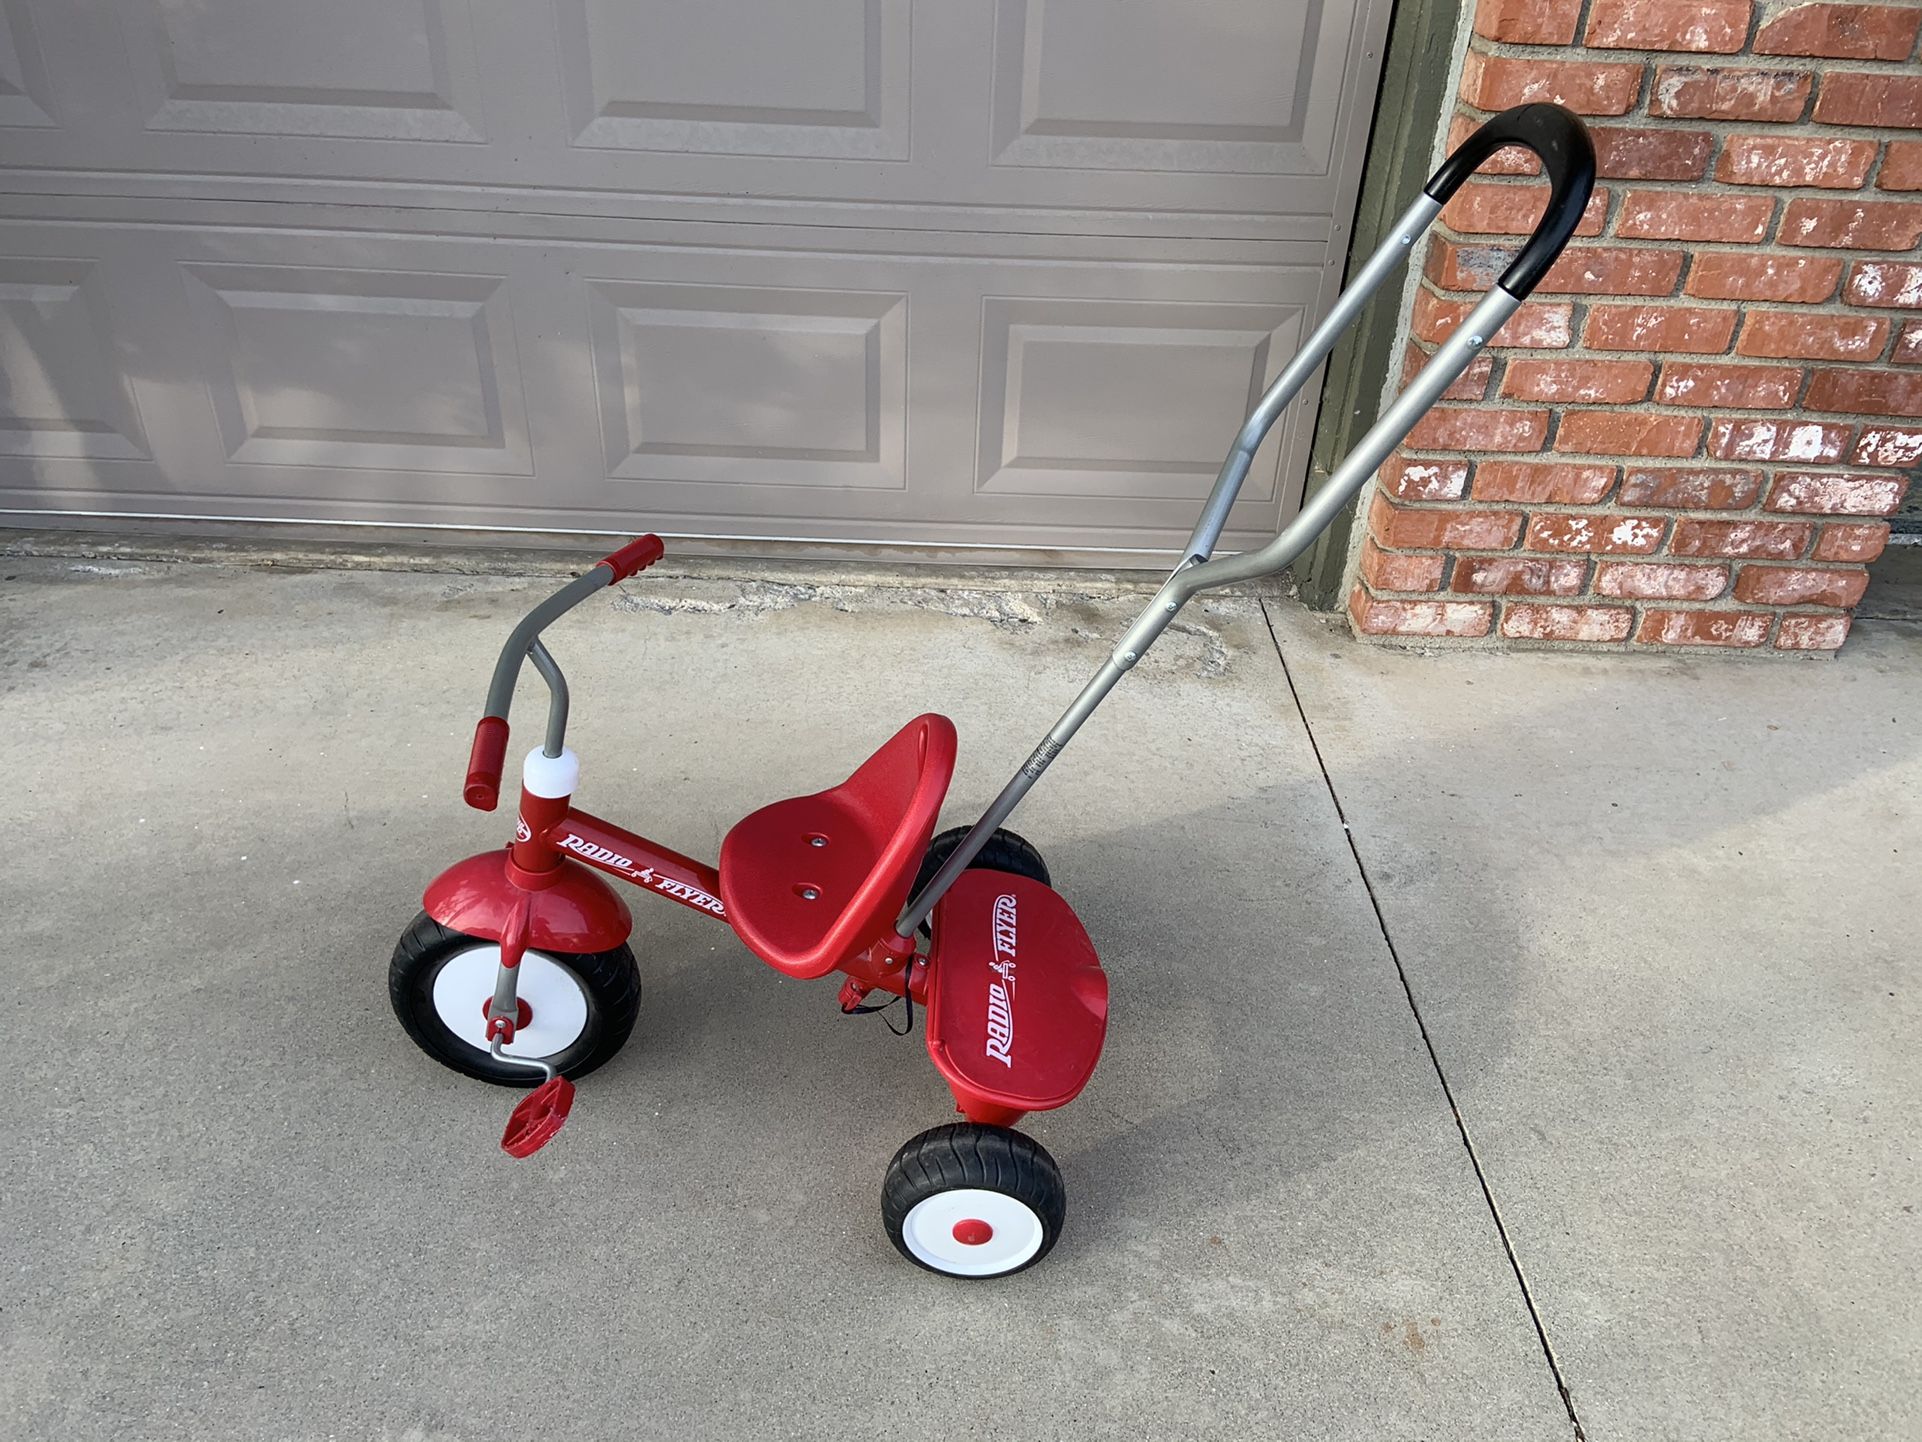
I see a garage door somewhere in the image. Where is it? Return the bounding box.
[0,1,1391,561]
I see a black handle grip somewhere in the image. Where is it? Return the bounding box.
[1423,103,1596,300]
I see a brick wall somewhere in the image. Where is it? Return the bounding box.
[1349,0,1921,652]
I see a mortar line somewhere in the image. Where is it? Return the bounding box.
[1257,599,1588,1442]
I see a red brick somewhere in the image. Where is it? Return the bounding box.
[1855,426,1922,466]
[1474,0,1584,44]
[1637,609,1774,646]
[1526,512,1668,553]
[1707,417,1852,461]
[1883,142,1922,193]
[1405,405,1552,452]
[1452,555,1591,595]
[1379,454,1470,500]
[1737,312,1889,361]
[1670,518,1814,558]
[1501,359,1653,404]
[1619,467,1764,509]
[1369,493,1525,550]
[1804,368,1922,417]
[1781,198,1922,249]
[1686,252,1842,302]
[1403,342,1494,401]
[1658,363,1803,409]
[1650,67,1812,122]
[1717,135,1878,189]
[1413,289,1574,348]
[1777,613,1853,649]
[1845,262,1922,309]
[1591,127,1715,181]
[1733,564,1870,607]
[1359,537,1446,593]
[1554,412,1705,457]
[1350,587,1493,638]
[1766,471,1909,515]
[1584,305,1737,353]
[1471,459,1618,502]
[1754,3,1922,60]
[1502,603,1636,642]
[1460,52,1644,115]
[1596,560,1731,599]
[1586,0,1750,51]
[1441,180,1608,237]
[1813,72,1922,128]
[1428,237,1682,296]
[1618,191,1774,243]
[1813,521,1890,561]
[1898,321,1922,364]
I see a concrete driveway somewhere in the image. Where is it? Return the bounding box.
[3,539,1916,1441]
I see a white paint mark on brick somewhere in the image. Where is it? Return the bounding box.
[1611,518,1662,548]
[1785,424,1832,460]
[1857,429,1922,467]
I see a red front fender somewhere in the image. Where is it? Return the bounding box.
[423,850,634,954]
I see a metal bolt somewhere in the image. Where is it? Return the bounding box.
[1122,650,1138,664]
[1468,335,1485,347]
[808,836,827,847]
[800,887,820,901]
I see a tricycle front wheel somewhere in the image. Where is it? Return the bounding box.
[388,912,641,1086]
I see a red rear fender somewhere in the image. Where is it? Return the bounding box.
[924,870,1107,1121]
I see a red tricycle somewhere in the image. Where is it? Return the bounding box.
[388,103,1594,1278]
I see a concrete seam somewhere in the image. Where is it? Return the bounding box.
[1259,596,1590,1442]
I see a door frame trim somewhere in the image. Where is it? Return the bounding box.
[1295,0,1468,608]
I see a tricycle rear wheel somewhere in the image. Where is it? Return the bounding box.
[882,1123,1065,1278]
[914,825,1050,894]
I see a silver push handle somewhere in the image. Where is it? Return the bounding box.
[1175,103,1596,597]
[896,105,1595,936]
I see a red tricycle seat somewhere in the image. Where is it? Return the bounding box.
[719,714,957,979]
[925,869,1108,1120]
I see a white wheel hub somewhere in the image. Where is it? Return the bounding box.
[900,1187,1046,1277]
[431,946,589,1060]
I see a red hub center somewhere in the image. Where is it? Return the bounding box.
[481,997,534,1028]
[951,1218,994,1247]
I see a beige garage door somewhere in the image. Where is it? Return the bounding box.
[0,1,1390,561]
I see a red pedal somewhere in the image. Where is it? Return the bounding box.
[501,1075,575,1158]
[924,871,1108,1120]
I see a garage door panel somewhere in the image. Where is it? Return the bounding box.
[0,0,54,128]
[124,0,487,143]
[988,0,1335,175]
[587,280,907,489]
[179,263,530,476]
[975,297,1300,505]
[558,0,909,161]
[0,257,149,461]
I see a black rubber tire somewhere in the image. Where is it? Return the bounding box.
[882,1123,1067,1279]
[387,911,641,1087]
[912,826,1050,936]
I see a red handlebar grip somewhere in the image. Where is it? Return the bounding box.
[599,534,665,582]
[464,716,510,811]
